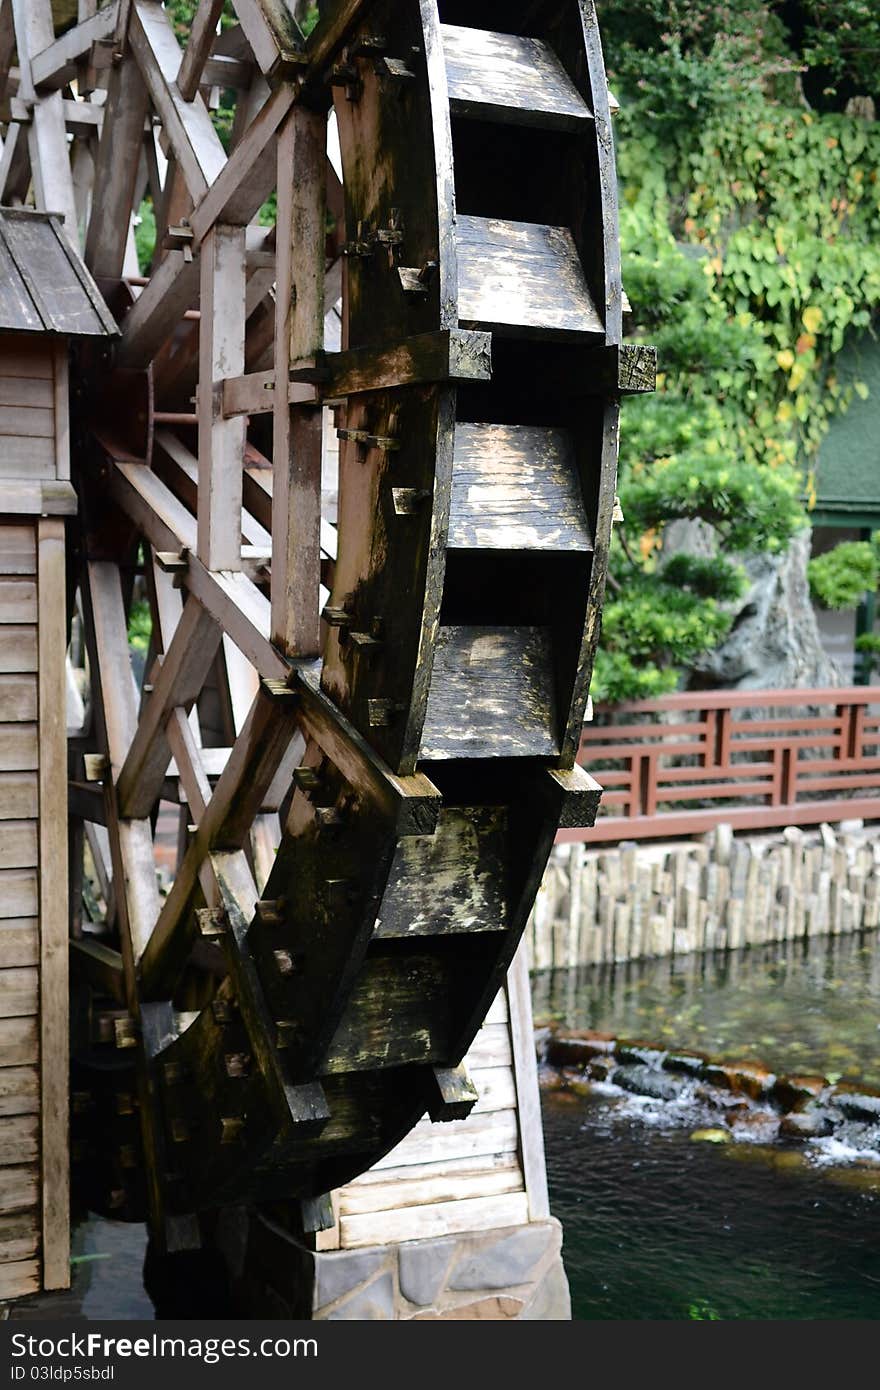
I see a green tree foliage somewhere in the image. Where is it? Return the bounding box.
[592,1,880,700]
[807,535,880,608]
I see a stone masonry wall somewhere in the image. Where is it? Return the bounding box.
[215,1209,570,1320]
[526,820,880,971]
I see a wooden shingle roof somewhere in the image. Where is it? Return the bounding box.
[0,206,118,337]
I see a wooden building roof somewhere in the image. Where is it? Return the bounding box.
[0,207,117,337]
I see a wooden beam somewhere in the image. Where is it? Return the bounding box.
[271,105,325,657]
[231,0,304,79]
[507,942,550,1221]
[197,224,247,570]
[31,3,118,90]
[177,0,225,101]
[117,227,273,369]
[84,57,150,277]
[84,563,162,964]
[37,519,70,1290]
[0,0,17,109]
[106,458,288,679]
[117,250,200,369]
[139,679,303,996]
[12,0,79,239]
[128,0,227,201]
[116,597,223,818]
[188,80,296,241]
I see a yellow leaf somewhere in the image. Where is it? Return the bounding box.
[776,348,795,371]
[776,400,794,423]
[802,305,823,334]
[826,136,839,149]
[789,362,807,391]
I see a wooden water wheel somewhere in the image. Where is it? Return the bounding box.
[7,0,653,1250]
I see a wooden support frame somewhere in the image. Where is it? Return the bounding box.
[197,224,247,570]
[37,519,69,1289]
[271,105,325,657]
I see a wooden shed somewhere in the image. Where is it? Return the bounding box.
[0,205,115,1299]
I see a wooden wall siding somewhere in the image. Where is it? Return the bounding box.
[0,518,43,1300]
[0,341,56,479]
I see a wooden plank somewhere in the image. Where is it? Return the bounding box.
[129,0,228,201]
[321,953,452,1074]
[0,379,53,409]
[0,871,37,920]
[338,1161,523,1217]
[0,480,77,515]
[0,630,37,673]
[0,585,45,630]
[0,405,54,438]
[0,1114,38,1166]
[457,215,604,338]
[0,773,38,819]
[0,726,37,772]
[0,922,38,968]
[464,1022,513,1071]
[83,54,150,280]
[84,561,161,967]
[442,24,592,132]
[38,518,69,1287]
[0,1016,38,1065]
[322,329,492,399]
[351,1149,521,1191]
[271,104,324,657]
[0,437,55,478]
[0,525,35,575]
[0,1211,39,1261]
[507,943,549,1219]
[374,807,507,938]
[0,1164,38,1213]
[0,823,37,869]
[0,968,37,1018]
[420,626,559,760]
[0,340,53,379]
[449,424,592,551]
[52,339,70,481]
[0,675,36,722]
[339,1191,529,1249]
[0,1256,39,1296]
[12,0,78,235]
[197,224,247,570]
[116,597,223,816]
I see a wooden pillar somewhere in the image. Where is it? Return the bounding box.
[36,519,69,1290]
[272,105,325,657]
[197,224,247,571]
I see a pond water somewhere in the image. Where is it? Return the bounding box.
[533,931,880,1088]
[537,930,880,1320]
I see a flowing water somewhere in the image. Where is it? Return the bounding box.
[537,931,880,1319]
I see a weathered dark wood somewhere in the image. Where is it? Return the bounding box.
[442,24,592,132]
[427,1062,479,1122]
[457,215,604,339]
[374,807,507,938]
[449,424,593,552]
[421,626,560,760]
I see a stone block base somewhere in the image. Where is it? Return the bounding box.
[213,1209,570,1320]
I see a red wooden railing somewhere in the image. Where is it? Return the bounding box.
[564,686,880,844]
